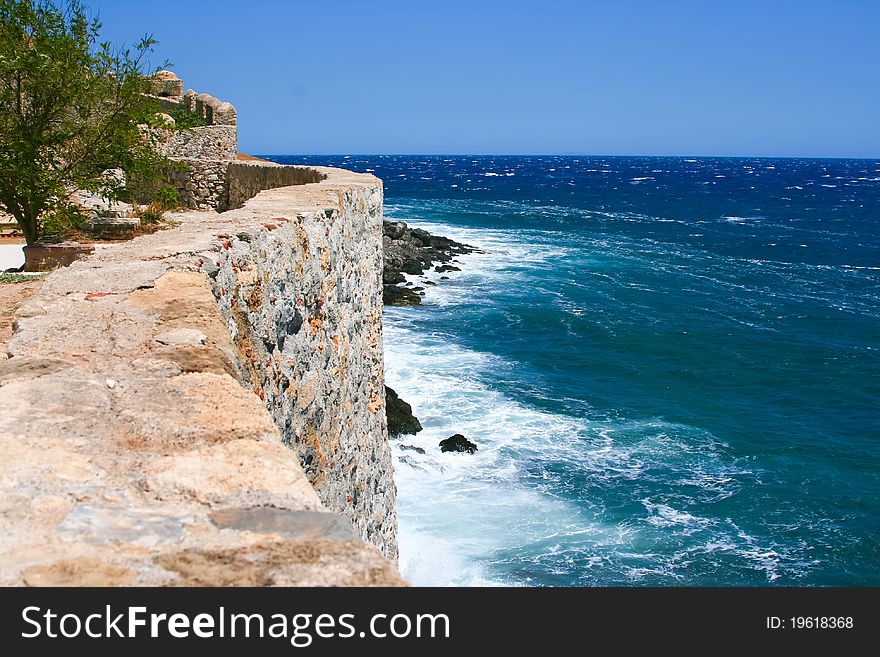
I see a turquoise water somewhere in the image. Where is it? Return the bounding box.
[270,155,880,586]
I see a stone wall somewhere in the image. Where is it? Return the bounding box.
[160,125,237,161]
[0,166,401,584]
[147,70,242,212]
[208,168,396,558]
[148,70,237,127]
[167,160,327,213]
[149,73,325,216]
[167,159,231,211]
[227,161,326,210]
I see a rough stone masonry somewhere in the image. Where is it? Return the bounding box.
[208,169,398,559]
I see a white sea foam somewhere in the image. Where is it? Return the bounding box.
[385,316,594,585]
[383,220,614,584]
[384,215,805,586]
[641,500,714,535]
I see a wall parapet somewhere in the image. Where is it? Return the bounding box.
[148,70,237,127]
[184,90,237,126]
[166,160,326,212]
[0,167,401,585]
[227,161,326,210]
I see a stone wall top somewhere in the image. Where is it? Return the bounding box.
[0,167,402,586]
[148,70,237,126]
[184,89,237,126]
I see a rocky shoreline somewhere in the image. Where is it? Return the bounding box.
[382,219,477,306]
[382,219,479,455]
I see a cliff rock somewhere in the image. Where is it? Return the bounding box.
[385,386,423,436]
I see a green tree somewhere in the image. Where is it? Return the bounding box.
[0,0,166,244]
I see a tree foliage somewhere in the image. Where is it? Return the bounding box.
[0,0,166,243]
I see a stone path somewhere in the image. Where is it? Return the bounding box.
[0,169,404,586]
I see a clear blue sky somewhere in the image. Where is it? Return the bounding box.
[92,0,879,157]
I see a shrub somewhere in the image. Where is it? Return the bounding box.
[170,109,209,130]
[40,205,88,239]
[153,185,181,211]
[136,203,164,224]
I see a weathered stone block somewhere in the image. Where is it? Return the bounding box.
[82,216,141,240]
[23,241,94,272]
[58,505,188,548]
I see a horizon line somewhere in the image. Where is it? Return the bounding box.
[252,152,880,161]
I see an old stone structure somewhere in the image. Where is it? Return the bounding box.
[0,167,401,584]
[162,125,238,162]
[148,73,325,213]
[148,71,241,211]
[165,159,326,214]
[2,72,271,241]
[208,170,397,558]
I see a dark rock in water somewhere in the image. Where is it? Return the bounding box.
[383,269,405,285]
[423,280,436,286]
[385,386,423,436]
[440,276,449,280]
[439,433,478,454]
[399,444,426,454]
[382,219,477,305]
[383,285,422,306]
[434,264,461,273]
[384,221,408,240]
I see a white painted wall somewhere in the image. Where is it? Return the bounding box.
[0,242,25,271]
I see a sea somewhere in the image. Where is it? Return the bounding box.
[267,154,880,587]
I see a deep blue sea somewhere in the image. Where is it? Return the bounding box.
[269,155,880,586]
